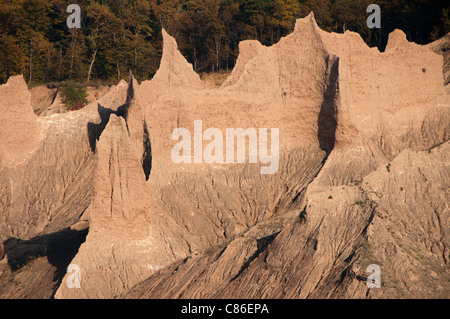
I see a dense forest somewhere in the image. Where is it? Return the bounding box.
[0,0,448,84]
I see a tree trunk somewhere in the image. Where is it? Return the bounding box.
[29,39,32,82]
[87,49,97,83]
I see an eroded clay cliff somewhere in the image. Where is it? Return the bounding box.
[0,13,448,299]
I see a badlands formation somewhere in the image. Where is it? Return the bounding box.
[0,13,449,299]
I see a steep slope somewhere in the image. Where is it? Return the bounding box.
[0,78,128,298]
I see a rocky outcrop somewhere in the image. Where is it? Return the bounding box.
[0,76,128,298]
[0,75,42,167]
[427,32,450,86]
[150,29,203,90]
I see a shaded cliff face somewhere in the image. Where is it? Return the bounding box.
[1,13,449,299]
[29,85,114,117]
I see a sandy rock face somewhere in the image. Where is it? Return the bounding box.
[0,76,42,166]
[1,13,449,299]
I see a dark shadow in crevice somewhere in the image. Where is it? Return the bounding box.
[2,227,88,297]
[318,55,339,163]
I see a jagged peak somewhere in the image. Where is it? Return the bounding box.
[151,29,202,89]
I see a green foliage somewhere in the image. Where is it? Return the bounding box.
[0,0,448,84]
[60,82,88,111]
